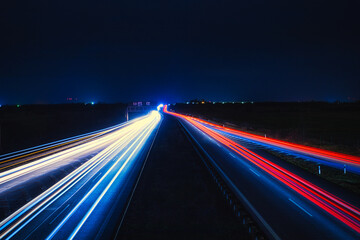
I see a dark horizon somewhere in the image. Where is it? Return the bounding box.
[1,0,359,105]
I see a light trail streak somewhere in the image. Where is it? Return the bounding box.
[48,113,159,240]
[67,116,157,240]
[0,123,135,185]
[0,111,161,239]
[0,118,137,162]
[0,115,150,186]
[0,121,142,235]
[0,117,150,173]
[193,118,360,166]
[164,105,360,234]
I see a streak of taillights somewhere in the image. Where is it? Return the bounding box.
[193,118,360,165]
[164,106,360,233]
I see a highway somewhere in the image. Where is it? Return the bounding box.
[164,105,360,240]
[1,104,358,239]
[0,110,161,239]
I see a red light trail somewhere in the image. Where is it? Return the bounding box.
[164,105,360,234]
[194,118,360,166]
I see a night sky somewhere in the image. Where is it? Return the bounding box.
[1,0,359,104]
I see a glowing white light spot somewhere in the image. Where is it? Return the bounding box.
[157,104,164,111]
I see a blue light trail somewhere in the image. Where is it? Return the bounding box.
[0,111,161,239]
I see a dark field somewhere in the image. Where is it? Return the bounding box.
[0,104,127,155]
[171,102,360,156]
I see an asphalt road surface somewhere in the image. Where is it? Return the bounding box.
[1,106,359,240]
[0,111,161,239]
[118,114,249,240]
[165,106,360,240]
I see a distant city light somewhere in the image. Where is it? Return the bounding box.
[66,97,78,102]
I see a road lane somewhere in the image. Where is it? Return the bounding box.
[165,106,360,239]
[118,114,249,240]
[0,111,161,239]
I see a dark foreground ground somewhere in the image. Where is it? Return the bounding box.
[171,102,360,156]
[0,103,127,155]
[118,115,248,240]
